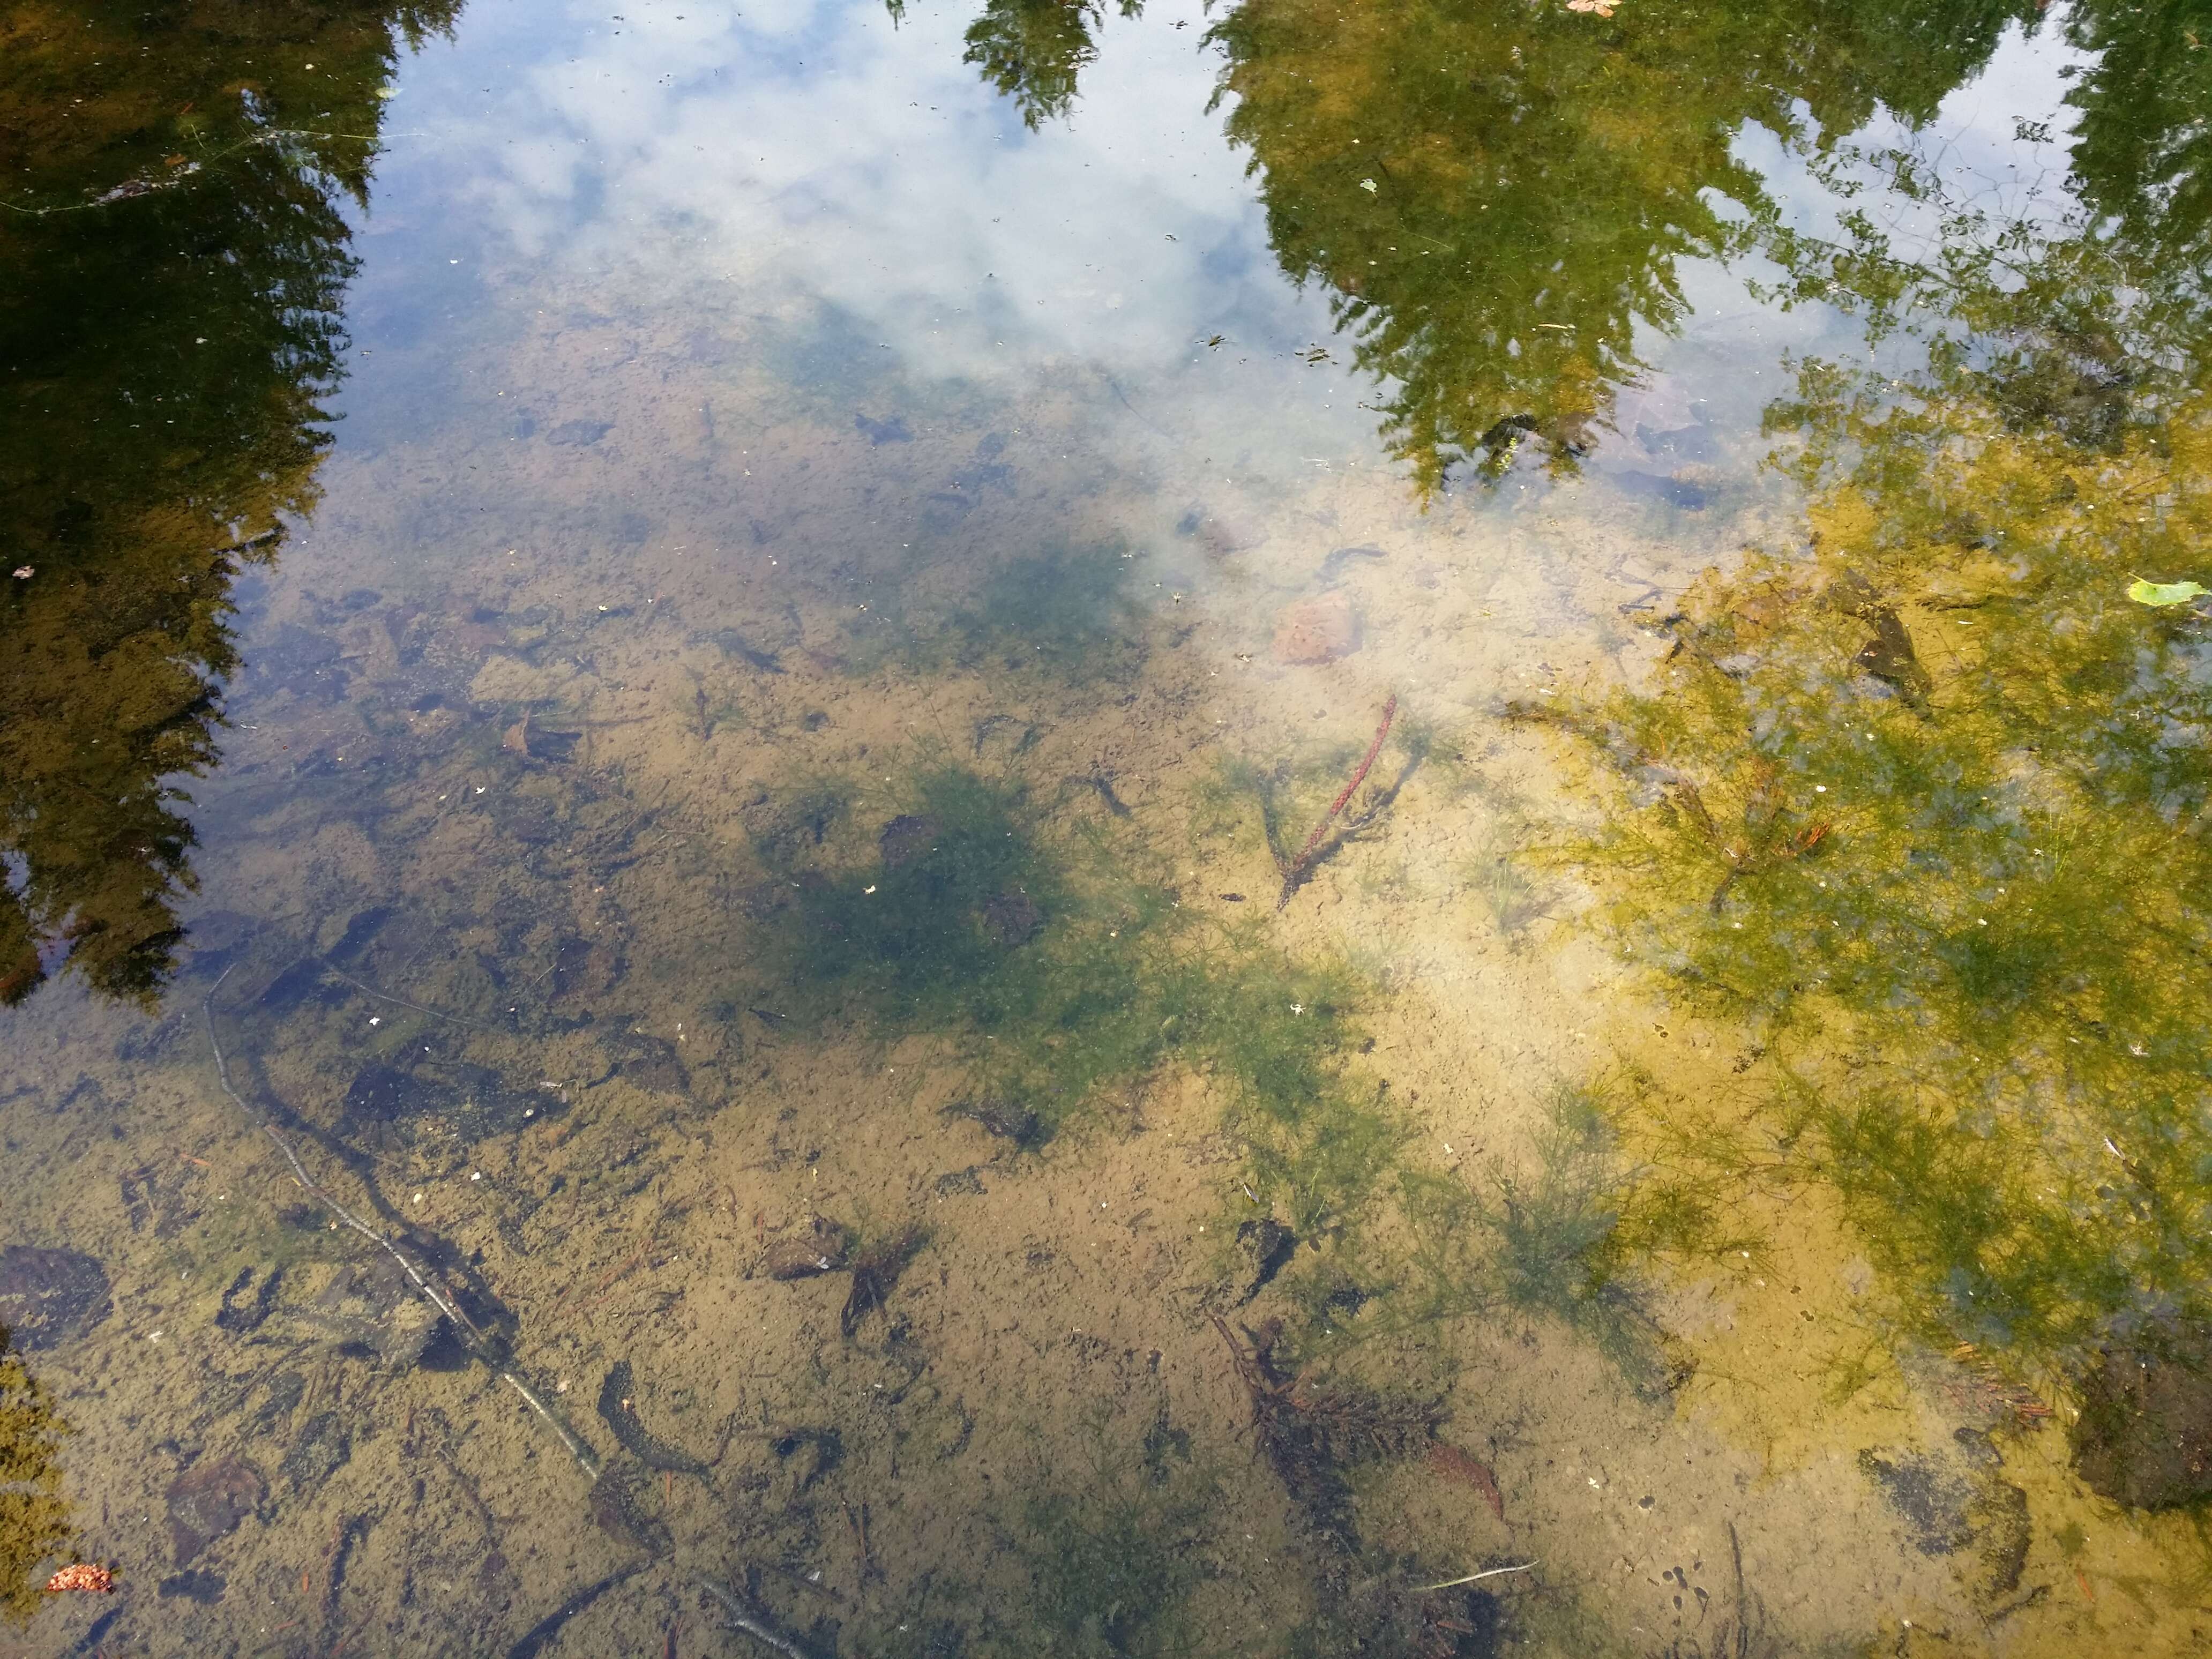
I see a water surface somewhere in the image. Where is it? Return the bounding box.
[5,0,2212,1653]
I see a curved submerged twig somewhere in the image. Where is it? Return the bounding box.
[1276,694,1398,910]
[204,966,602,1483]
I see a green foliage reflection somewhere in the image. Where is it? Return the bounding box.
[1545,291,2212,1369]
[0,0,452,1005]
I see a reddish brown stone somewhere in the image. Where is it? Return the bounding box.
[1271,593,1362,664]
[166,1456,264,1566]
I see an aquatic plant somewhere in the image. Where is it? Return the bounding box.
[749,763,1404,1245]
[0,1326,74,1624]
[1006,1431,1219,1659]
[1540,311,2212,1376]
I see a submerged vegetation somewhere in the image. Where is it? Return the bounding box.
[1539,119,2212,1410]
[0,1326,74,1624]
[748,765,1402,1241]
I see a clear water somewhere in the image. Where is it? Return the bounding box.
[5,0,2212,1653]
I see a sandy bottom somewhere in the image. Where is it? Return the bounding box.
[4,294,2203,1659]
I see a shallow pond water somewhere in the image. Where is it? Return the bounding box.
[6,0,2212,1653]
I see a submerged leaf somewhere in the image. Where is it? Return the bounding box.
[2127,577,2208,606]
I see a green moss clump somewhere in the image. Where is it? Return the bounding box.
[0,1325,76,1624]
[750,764,1401,1246]
[832,544,1148,687]
[1540,305,2212,1374]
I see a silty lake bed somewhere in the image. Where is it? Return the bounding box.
[4,0,2212,1653]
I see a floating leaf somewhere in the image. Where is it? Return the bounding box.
[2127,577,2209,607]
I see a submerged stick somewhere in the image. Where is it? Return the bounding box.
[697,1576,826,1659]
[1415,1563,1536,1590]
[205,967,601,1483]
[1277,694,1398,910]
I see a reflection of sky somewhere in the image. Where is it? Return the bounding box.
[349,0,2111,489]
[1735,9,2096,272]
[373,0,1332,384]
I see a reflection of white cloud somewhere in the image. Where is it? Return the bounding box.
[427,0,1321,382]
[1736,10,2096,266]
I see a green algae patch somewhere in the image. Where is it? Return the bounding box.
[1534,347,2212,1388]
[0,1326,75,1623]
[745,764,1407,1244]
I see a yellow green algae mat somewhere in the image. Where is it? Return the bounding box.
[6,0,2212,1653]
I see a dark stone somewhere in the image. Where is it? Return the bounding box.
[879,814,940,870]
[214,1265,283,1334]
[1858,1448,1974,1555]
[289,1258,443,1371]
[257,955,337,1013]
[855,412,913,444]
[280,1411,352,1490]
[765,1217,849,1280]
[0,1245,112,1350]
[962,1100,1042,1147]
[1236,1219,1297,1304]
[552,934,625,998]
[338,1060,540,1143]
[981,890,1045,947]
[251,1371,306,1430]
[545,419,612,446]
[2073,1325,2212,1509]
[166,1456,265,1565]
[607,1028,689,1095]
[158,1568,227,1603]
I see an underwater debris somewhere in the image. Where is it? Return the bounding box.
[1277,694,1399,909]
[2071,1321,2212,1509]
[1272,592,1363,664]
[587,1466,672,1556]
[42,1562,113,1595]
[842,1228,925,1337]
[1211,1314,1443,1545]
[697,1573,827,1659]
[765,1217,850,1280]
[954,1099,1044,1147]
[204,974,603,1482]
[1657,766,1829,914]
[1427,1443,1506,1521]
[1234,1216,1297,1304]
[165,1456,264,1567]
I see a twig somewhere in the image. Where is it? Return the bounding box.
[1276,694,1397,910]
[204,968,601,1483]
[1415,1563,1536,1590]
[697,1577,826,1659]
[323,966,500,1031]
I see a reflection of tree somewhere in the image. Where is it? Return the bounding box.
[1543,18,2212,1374]
[1205,0,2032,492]
[0,0,457,1007]
[2062,0,2212,282]
[961,0,1141,130]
